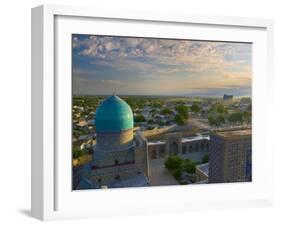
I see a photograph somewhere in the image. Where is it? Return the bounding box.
[71,34,252,190]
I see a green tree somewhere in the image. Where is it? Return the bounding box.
[134,114,146,122]
[243,111,251,124]
[161,108,172,115]
[175,114,185,125]
[191,102,201,113]
[216,104,225,114]
[165,156,184,171]
[176,105,189,119]
[228,112,243,124]
[172,168,182,180]
[183,160,196,174]
[208,114,225,126]
[208,115,220,126]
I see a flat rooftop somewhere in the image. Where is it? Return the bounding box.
[196,163,209,176]
[147,134,210,146]
[182,134,210,143]
[215,128,251,138]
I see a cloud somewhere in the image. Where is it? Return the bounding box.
[72,35,252,96]
[100,80,121,85]
[74,36,250,63]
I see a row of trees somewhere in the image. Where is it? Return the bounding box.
[208,111,251,126]
[207,102,251,126]
[134,101,202,126]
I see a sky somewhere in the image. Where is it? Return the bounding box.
[72,34,252,97]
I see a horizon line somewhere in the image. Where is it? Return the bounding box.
[73,93,252,98]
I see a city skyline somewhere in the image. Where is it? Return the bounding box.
[72,35,252,97]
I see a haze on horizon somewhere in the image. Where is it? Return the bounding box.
[72,35,252,97]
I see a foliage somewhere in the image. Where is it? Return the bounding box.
[216,104,227,114]
[161,108,172,115]
[176,104,189,119]
[228,112,243,124]
[172,168,182,180]
[209,103,228,115]
[208,114,225,126]
[191,102,201,113]
[147,119,155,124]
[175,114,185,125]
[73,146,84,159]
[134,114,146,122]
[208,115,220,126]
[179,181,188,185]
[165,156,184,171]
[73,129,84,137]
[183,160,196,174]
[243,111,251,124]
[165,156,196,178]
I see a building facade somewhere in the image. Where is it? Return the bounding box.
[147,132,210,162]
[209,128,252,183]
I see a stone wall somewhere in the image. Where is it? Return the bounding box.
[96,128,134,152]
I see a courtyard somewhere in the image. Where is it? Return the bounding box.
[148,159,179,186]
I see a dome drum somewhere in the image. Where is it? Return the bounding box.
[95,128,134,152]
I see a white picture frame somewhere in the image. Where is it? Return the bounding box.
[31,4,274,221]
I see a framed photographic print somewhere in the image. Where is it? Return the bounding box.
[31,4,274,221]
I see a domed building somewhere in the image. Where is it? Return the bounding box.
[78,95,149,189]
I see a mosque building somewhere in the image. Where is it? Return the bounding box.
[77,95,149,189]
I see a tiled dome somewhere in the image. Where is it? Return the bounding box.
[95,95,134,132]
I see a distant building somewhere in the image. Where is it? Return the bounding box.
[223,94,233,101]
[77,95,149,189]
[209,128,252,183]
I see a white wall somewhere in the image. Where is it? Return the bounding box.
[0,0,280,225]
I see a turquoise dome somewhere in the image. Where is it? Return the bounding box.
[95,95,134,132]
